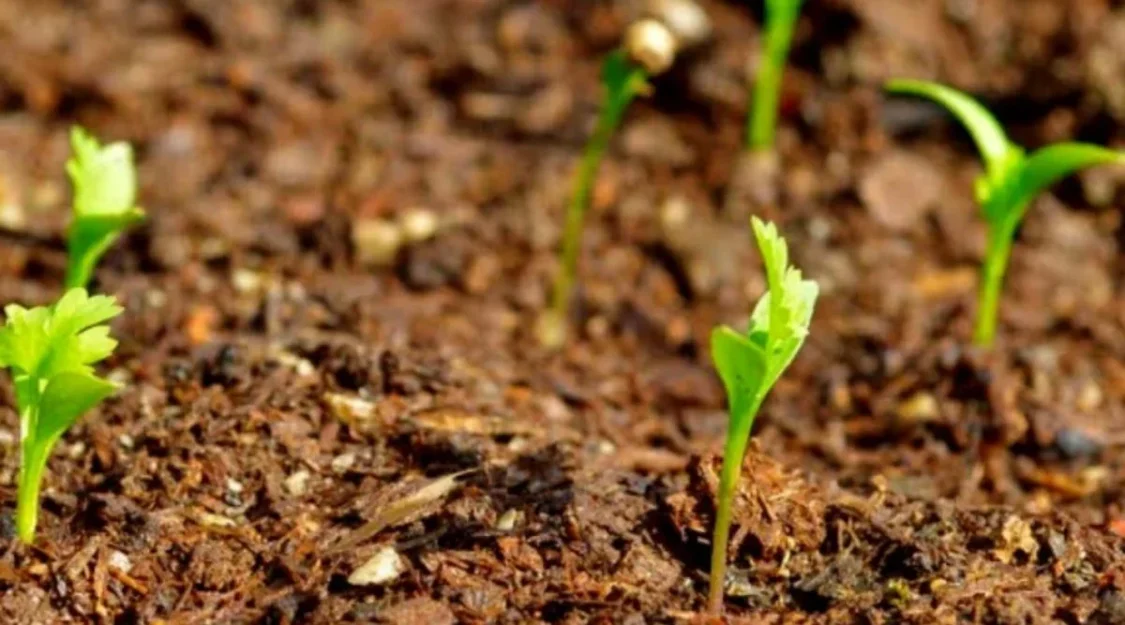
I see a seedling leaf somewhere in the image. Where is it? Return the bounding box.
[708,218,817,613]
[65,127,145,289]
[0,288,122,543]
[885,79,1014,177]
[885,79,1125,346]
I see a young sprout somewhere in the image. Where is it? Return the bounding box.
[536,46,656,348]
[65,127,145,289]
[707,217,817,612]
[747,0,804,151]
[0,288,123,543]
[886,79,1125,346]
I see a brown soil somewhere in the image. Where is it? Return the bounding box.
[2,0,1125,623]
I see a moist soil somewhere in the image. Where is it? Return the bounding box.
[2,0,1125,623]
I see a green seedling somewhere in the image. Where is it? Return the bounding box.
[707,217,817,612]
[0,288,123,543]
[747,0,804,151]
[65,126,145,289]
[886,79,1125,346]
[537,51,650,348]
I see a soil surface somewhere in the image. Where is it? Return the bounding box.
[2,0,1125,623]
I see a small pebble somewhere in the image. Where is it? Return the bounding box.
[1055,427,1103,460]
[284,470,311,497]
[332,452,357,473]
[399,208,438,243]
[108,551,132,574]
[348,546,404,586]
[352,218,403,268]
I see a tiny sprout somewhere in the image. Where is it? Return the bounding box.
[748,0,805,151]
[537,50,651,348]
[0,288,123,543]
[886,79,1125,346]
[707,217,817,612]
[65,126,145,289]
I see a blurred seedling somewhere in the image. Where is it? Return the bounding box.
[535,31,661,348]
[747,0,804,151]
[707,217,817,612]
[0,288,123,543]
[65,126,145,289]
[886,79,1125,347]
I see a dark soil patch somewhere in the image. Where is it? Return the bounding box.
[2,0,1125,622]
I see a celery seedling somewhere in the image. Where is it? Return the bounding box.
[65,127,145,289]
[747,0,804,151]
[0,288,123,543]
[707,217,817,613]
[537,51,650,347]
[886,79,1125,346]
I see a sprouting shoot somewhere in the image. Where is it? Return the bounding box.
[0,289,123,543]
[65,126,145,289]
[747,0,804,151]
[886,79,1125,347]
[707,217,817,612]
[536,42,656,348]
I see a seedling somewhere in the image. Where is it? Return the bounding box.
[0,288,123,543]
[537,50,650,347]
[747,0,804,151]
[707,217,817,612]
[65,126,145,289]
[886,79,1125,346]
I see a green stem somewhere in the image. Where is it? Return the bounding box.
[64,249,96,290]
[747,9,798,151]
[973,226,1012,347]
[16,404,42,544]
[543,66,645,346]
[707,393,765,613]
[16,460,43,544]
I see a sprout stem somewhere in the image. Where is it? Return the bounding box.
[541,57,647,348]
[16,404,42,544]
[747,2,800,151]
[707,392,765,613]
[973,227,1012,347]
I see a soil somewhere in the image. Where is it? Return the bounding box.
[1,0,1125,623]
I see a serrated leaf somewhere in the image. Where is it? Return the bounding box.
[713,218,818,424]
[0,289,122,378]
[0,289,122,543]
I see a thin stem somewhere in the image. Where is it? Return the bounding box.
[707,393,765,614]
[16,458,42,544]
[16,403,41,544]
[973,226,1012,347]
[747,8,798,151]
[64,249,95,290]
[542,67,644,346]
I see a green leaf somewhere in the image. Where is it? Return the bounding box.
[711,325,768,419]
[1011,143,1125,219]
[0,289,122,544]
[602,50,649,112]
[0,289,122,379]
[65,127,146,288]
[885,79,1018,182]
[34,371,118,450]
[68,126,139,219]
